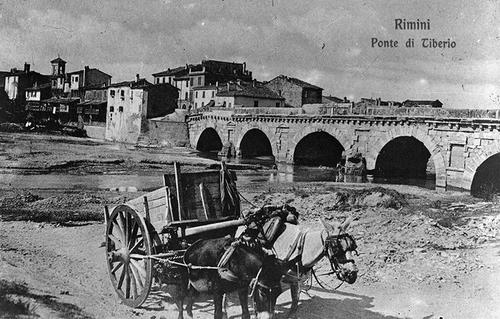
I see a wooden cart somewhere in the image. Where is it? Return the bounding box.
[104,162,244,307]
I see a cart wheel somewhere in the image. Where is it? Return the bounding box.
[106,204,153,307]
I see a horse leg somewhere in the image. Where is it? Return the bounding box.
[287,282,299,319]
[214,290,224,319]
[222,293,229,319]
[238,288,250,319]
[185,286,195,319]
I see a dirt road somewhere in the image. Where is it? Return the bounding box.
[1,132,500,318]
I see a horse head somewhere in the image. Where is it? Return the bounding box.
[320,217,358,284]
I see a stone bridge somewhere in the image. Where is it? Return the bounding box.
[187,109,500,193]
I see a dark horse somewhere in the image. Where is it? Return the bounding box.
[156,236,283,319]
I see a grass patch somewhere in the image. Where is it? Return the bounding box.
[0,279,92,319]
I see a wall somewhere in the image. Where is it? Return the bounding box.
[105,86,145,143]
[85,124,106,140]
[145,119,189,147]
[265,77,302,107]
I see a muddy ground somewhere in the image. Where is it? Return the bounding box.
[0,132,499,319]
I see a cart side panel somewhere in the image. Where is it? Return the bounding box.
[164,170,222,221]
[125,187,169,231]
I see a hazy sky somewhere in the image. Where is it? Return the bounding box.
[1,0,499,108]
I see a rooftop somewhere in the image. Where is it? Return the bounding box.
[269,74,323,90]
[152,65,190,77]
[217,82,284,100]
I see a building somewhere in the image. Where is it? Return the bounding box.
[65,66,111,100]
[192,85,217,110]
[402,99,443,108]
[152,60,253,109]
[264,75,323,108]
[4,63,50,112]
[50,57,66,96]
[77,86,108,124]
[214,81,284,108]
[25,82,52,114]
[105,75,179,143]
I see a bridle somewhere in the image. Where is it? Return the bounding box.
[321,230,358,278]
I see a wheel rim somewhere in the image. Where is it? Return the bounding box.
[106,205,153,307]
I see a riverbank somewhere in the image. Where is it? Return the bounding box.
[1,132,499,318]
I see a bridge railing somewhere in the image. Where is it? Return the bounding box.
[189,105,500,120]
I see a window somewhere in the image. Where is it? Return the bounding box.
[185,92,188,100]
[186,79,189,88]
[169,77,171,84]
[162,77,165,83]
[228,102,232,108]
[130,90,133,100]
[212,91,214,98]
[201,102,204,107]
[197,77,201,85]
[156,78,160,84]
[276,102,280,107]
[202,91,205,98]
[110,90,115,98]
[190,78,193,86]
[118,106,123,112]
[120,90,125,100]
[254,100,259,107]
[195,102,197,108]
[195,91,198,98]
[109,106,114,112]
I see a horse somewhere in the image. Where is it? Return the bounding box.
[277,217,358,318]
[238,210,358,319]
[155,236,283,319]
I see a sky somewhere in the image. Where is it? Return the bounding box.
[0,0,499,108]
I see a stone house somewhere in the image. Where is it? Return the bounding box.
[264,75,323,107]
[105,76,179,143]
[65,66,111,100]
[214,81,284,108]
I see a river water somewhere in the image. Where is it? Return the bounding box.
[0,153,436,192]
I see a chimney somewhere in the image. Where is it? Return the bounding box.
[136,74,140,83]
[24,63,30,73]
[252,79,256,87]
[243,62,246,73]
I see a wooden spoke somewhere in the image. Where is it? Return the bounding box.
[129,237,144,253]
[128,221,139,249]
[117,212,126,241]
[110,261,124,275]
[124,210,130,245]
[129,261,145,291]
[125,266,131,299]
[130,259,147,283]
[117,266,126,290]
[111,221,125,244]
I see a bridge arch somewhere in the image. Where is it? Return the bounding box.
[238,128,274,159]
[366,127,446,189]
[236,124,277,159]
[465,140,500,195]
[290,127,348,166]
[195,127,223,153]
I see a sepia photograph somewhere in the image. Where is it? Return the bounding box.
[0,0,499,318]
